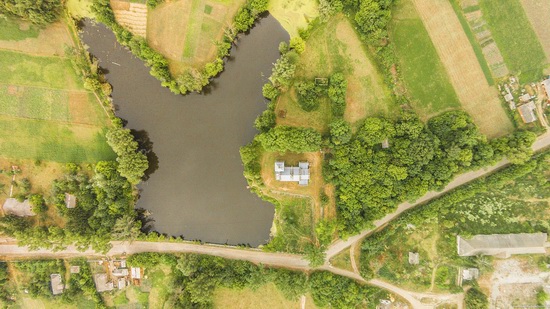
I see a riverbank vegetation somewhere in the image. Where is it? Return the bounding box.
[92,0,269,94]
[359,151,550,292]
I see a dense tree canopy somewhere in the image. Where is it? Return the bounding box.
[0,0,61,25]
[325,111,536,234]
[106,127,148,185]
[257,126,322,153]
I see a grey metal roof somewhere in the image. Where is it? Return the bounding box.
[50,274,64,295]
[2,198,35,217]
[518,101,537,123]
[457,233,547,257]
[65,193,76,209]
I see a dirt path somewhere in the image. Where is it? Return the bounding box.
[411,0,513,138]
[349,243,360,275]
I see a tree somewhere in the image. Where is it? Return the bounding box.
[465,287,489,309]
[295,81,324,111]
[328,73,347,117]
[329,119,352,145]
[257,126,322,153]
[289,37,306,54]
[0,0,62,25]
[117,152,148,185]
[29,194,47,214]
[112,214,142,242]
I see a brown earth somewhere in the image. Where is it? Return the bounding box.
[111,0,147,37]
[0,21,73,57]
[520,0,550,63]
[412,0,513,138]
[69,91,98,125]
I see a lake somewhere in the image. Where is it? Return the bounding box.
[80,15,288,246]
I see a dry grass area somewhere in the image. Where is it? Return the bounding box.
[268,0,319,38]
[213,283,318,309]
[147,0,245,75]
[260,151,334,221]
[412,0,513,138]
[335,20,394,124]
[111,0,148,37]
[0,21,72,57]
[520,0,550,65]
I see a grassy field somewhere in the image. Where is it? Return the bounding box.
[479,0,548,82]
[0,17,39,41]
[213,283,317,309]
[147,0,247,75]
[411,0,513,137]
[519,0,550,70]
[268,0,319,38]
[276,15,396,132]
[0,22,114,164]
[390,0,460,119]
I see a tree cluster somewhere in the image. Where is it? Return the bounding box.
[14,260,65,297]
[465,287,489,309]
[127,252,382,308]
[0,0,62,25]
[325,111,536,234]
[296,80,326,111]
[257,125,322,153]
[106,126,148,185]
[328,73,347,117]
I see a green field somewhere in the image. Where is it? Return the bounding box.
[390,0,461,118]
[0,17,39,41]
[0,50,83,90]
[479,0,548,82]
[182,0,204,58]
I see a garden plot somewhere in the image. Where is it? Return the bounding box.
[0,20,73,57]
[111,0,148,37]
[412,0,513,137]
[463,9,509,78]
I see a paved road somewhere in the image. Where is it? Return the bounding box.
[325,132,550,260]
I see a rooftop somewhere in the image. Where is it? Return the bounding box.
[2,198,35,217]
[93,273,114,292]
[275,161,310,186]
[50,274,64,295]
[65,193,76,209]
[517,101,537,123]
[457,233,547,257]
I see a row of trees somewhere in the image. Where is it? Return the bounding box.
[0,0,61,25]
[127,252,387,308]
[325,111,536,235]
[106,123,148,185]
[92,0,267,95]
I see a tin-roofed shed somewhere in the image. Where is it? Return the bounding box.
[457,233,547,258]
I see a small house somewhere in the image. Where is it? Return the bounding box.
[112,268,129,277]
[517,101,537,123]
[457,233,547,258]
[93,273,114,292]
[542,78,550,97]
[65,193,76,209]
[382,139,390,149]
[504,92,514,102]
[274,161,310,186]
[519,93,531,103]
[50,274,64,295]
[408,252,419,265]
[131,267,141,280]
[2,198,35,217]
[117,277,126,290]
[462,268,480,281]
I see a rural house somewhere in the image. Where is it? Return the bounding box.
[542,78,550,98]
[2,198,35,217]
[517,101,537,123]
[408,252,419,265]
[50,274,64,295]
[274,161,310,186]
[457,233,547,258]
[65,193,76,209]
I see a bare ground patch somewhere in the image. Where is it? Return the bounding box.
[0,21,73,57]
[69,91,100,125]
[412,0,513,138]
[520,0,550,62]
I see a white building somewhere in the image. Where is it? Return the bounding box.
[275,161,310,186]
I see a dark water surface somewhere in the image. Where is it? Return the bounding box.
[80,16,289,246]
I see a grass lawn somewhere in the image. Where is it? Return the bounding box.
[390,0,460,118]
[0,50,83,90]
[267,195,315,253]
[329,249,354,272]
[276,15,395,132]
[147,0,247,75]
[479,0,548,82]
[213,283,318,309]
[0,115,114,163]
[268,0,319,38]
[66,0,94,18]
[0,17,39,41]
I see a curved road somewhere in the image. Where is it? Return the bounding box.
[0,132,549,308]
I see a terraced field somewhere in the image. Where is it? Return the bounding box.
[111,0,148,37]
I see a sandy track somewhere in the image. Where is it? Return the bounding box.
[520,0,550,63]
[412,0,513,138]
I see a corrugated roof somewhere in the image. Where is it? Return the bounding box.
[518,101,537,123]
[2,198,35,217]
[457,233,547,256]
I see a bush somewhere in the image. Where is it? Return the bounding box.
[0,0,62,25]
[257,126,322,153]
[465,287,489,309]
[328,73,347,117]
